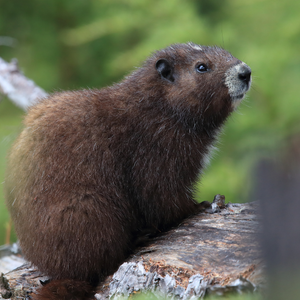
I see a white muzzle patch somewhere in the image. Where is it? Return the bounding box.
[225,62,251,108]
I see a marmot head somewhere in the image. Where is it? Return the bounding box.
[138,42,251,129]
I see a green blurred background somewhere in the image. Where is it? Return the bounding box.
[0,0,299,244]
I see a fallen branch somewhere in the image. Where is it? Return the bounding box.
[0,57,48,111]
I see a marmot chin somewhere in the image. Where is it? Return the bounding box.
[5,43,251,300]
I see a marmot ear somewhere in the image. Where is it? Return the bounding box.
[155,59,175,83]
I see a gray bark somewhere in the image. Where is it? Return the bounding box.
[0,202,264,299]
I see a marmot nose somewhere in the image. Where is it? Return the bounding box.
[238,66,251,84]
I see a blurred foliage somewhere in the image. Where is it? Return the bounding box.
[0,0,299,244]
[112,291,262,300]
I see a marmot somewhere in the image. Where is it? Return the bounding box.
[5,43,251,300]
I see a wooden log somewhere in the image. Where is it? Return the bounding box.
[0,200,265,299]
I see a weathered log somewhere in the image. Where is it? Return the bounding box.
[0,201,264,299]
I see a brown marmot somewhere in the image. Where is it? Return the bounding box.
[5,43,251,299]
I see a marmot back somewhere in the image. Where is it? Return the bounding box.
[5,43,251,300]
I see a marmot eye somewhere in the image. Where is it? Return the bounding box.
[196,63,209,73]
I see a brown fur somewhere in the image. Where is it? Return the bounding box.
[5,43,250,299]
[31,280,95,300]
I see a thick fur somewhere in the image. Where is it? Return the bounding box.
[5,43,250,299]
[31,280,95,300]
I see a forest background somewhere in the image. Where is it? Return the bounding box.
[0,0,299,244]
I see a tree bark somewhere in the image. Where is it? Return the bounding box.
[0,201,264,299]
